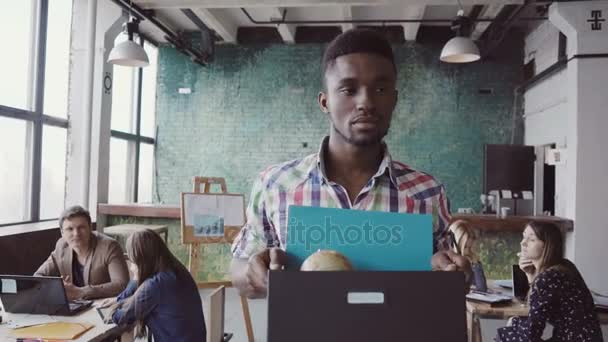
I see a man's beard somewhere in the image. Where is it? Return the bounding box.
[332,123,388,147]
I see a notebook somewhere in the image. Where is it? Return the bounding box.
[286,206,433,271]
[10,322,94,340]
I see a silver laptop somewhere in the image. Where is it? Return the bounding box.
[0,275,92,315]
[268,271,467,342]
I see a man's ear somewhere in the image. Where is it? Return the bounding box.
[318,91,329,114]
[393,89,399,108]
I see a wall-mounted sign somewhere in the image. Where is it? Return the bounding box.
[588,10,605,31]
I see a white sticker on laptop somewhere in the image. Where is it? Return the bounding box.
[347,292,384,304]
[1,279,17,294]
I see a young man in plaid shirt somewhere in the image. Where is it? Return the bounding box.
[231,28,471,298]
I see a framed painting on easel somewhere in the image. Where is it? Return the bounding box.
[180,177,255,341]
[180,192,245,244]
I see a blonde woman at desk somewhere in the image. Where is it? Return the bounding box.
[495,221,603,342]
[449,220,487,292]
[100,229,207,342]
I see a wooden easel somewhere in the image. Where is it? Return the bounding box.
[189,176,254,342]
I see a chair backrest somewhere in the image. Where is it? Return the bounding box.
[207,285,226,342]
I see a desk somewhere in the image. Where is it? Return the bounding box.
[0,303,133,342]
[466,289,608,342]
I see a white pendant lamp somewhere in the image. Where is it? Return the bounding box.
[108,18,149,67]
[440,10,480,63]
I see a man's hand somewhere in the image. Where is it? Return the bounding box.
[63,275,84,300]
[232,247,287,299]
[431,250,473,293]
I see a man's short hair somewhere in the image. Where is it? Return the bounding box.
[322,28,396,78]
[59,205,92,229]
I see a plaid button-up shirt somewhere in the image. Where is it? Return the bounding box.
[232,137,452,259]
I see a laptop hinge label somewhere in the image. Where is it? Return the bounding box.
[347,292,385,304]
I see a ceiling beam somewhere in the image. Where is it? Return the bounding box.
[341,6,354,32]
[471,4,504,40]
[193,8,238,43]
[402,5,425,41]
[269,8,296,43]
[137,0,524,9]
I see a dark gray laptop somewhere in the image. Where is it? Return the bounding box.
[512,264,530,301]
[0,275,92,315]
[268,271,466,342]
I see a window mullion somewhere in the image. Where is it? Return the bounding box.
[26,0,40,111]
[29,0,49,222]
[133,38,144,202]
[21,0,41,222]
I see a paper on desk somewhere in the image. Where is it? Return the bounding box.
[466,292,512,304]
[494,279,513,289]
[5,315,56,329]
[11,322,95,340]
[593,293,608,307]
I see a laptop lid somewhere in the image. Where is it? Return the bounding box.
[286,206,433,271]
[0,275,71,315]
[268,271,466,342]
[511,265,530,301]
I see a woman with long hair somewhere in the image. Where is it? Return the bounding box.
[449,220,487,292]
[103,229,206,341]
[496,221,602,342]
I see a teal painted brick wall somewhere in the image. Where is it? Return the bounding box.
[155,40,522,212]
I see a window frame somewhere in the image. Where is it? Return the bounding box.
[0,0,69,227]
[110,35,157,203]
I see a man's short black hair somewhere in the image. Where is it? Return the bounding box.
[322,28,396,77]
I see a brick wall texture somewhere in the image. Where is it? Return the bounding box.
[155,41,522,211]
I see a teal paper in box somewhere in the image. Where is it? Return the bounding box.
[286,206,433,271]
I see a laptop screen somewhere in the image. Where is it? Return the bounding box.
[512,265,530,301]
[0,275,68,315]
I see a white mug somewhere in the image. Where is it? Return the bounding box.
[500,207,511,218]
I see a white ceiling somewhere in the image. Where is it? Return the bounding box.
[131,0,534,44]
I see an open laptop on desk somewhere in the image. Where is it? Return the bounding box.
[512,264,530,301]
[0,275,92,315]
[268,271,466,342]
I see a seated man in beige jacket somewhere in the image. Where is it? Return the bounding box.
[35,205,129,300]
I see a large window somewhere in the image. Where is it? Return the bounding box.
[109,38,157,203]
[0,0,72,226]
